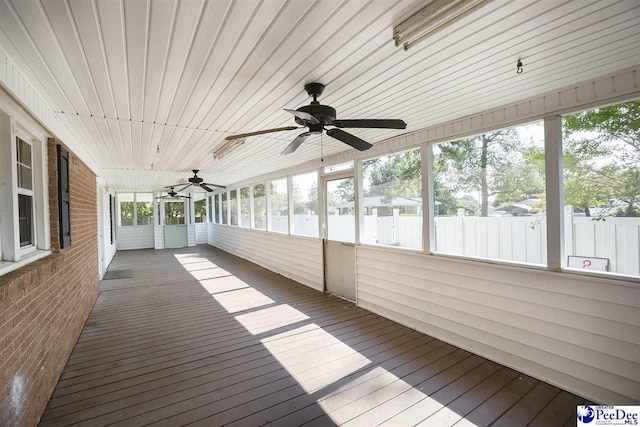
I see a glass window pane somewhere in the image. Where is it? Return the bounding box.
[230,190,238,226]
[17,165,33,190]
[562,100,639,277]
[17,138,31,166]
[292,172,318,237]
[327,177,355,243]
[18,194,34,247]
[362,149,422,249]
[214,194,221,224]
[119,193,134,226]
[432,122,546,264]
[194,193,207,223]
[240,187,250,228]
[209,195,213,222]
[136,193,153,225]
[165,201,185,225]
[253,184,266,230]
[270,179,288,233]
[222,192,228,225]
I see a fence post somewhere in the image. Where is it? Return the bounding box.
[564,205,574,257]
[393,208,400,245]
[457,208,465,254]
[372,208,378,243]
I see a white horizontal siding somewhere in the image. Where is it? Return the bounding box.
[207,223,215,245]
[209,224,323,292]
[116,226,154,250]
[356,246,640,404]
[194,223,207,244]
[187,225,196,247]
[154,226,164,249]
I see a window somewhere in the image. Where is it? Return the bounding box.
[432,122,546,264]
[214,193,221,224]
[327,177,356,243]
[165,201,185,225]
[362,149,422,249]
[222,192,229,225]
[292,172,318,237]
[194,193,207,223]
[240,187,250,228]
[253,184,266,230]
[269,178,288,233]
[208,195,213,223]
[230,190,238,226]
[118,193,135,226]
[136,193,153,225]
[16,138,35,247]
[118,193,154,226]
[562,100,639,277]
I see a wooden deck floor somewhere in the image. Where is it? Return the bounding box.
[40,246,589,427]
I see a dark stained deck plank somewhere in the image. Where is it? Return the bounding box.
[39,246,590,427]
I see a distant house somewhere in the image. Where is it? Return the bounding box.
[336,196,433,216]
[495,198,542,216]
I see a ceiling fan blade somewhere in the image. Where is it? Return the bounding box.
[164,184,185,188]
[326,128,373,151]
[155,196,169,199]
[176,184,192,192]
[224,126,300,141]
[281,132,312,155]
[284,109,320,124]
[201,182,226,189]
[332,119,407,129]
[200,184,215,192]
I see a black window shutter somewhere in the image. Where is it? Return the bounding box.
[57,145,71,248]
[110,194,114,244]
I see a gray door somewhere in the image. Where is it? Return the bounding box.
[324,176,356,301]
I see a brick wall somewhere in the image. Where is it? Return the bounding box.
[0,139,99,426]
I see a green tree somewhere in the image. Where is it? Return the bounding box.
[563,100,640,217]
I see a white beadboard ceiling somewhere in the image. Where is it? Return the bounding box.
[0,0,638,191]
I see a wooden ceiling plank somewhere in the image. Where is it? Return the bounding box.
[142,0,177,124]
[173,0,265,127]
[152,0,205,125]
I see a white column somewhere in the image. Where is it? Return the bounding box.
[544,115,565,271]
[266,183,272,231]
[355,160,364,244]
[287,177,294,235]
[249,185,255,229]
[421,145,435,253]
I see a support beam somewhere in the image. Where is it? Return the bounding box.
[544,115,565,271]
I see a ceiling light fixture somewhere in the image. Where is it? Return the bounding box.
[213,138,245,160]
[393,0,490,51]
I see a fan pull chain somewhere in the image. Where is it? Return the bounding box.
[320,133,324,162]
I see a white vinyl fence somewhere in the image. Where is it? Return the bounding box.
[281,209,639,275]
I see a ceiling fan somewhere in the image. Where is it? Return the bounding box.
[224,83,407,155]
[164,170,226,193]
[155,186,191,200]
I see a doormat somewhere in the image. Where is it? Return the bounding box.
[103,269,133,280]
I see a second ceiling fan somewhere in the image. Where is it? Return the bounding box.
[224,83,407,155]
[165,170,226,193]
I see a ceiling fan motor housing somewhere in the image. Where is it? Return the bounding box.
[296,104,336,130]
[189,169,204,184]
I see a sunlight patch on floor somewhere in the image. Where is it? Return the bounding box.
[259,324,373,393]
[235,304,309,335]
[212,287,275,313]
[199,276,249,294]
[189,267,230,281]
[179,260,221,272]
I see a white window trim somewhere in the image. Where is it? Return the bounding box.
[117,192,154,227]
[0,108,50,276]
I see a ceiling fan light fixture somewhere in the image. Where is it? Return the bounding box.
[214,138,245,159]
[393,0,489,51]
